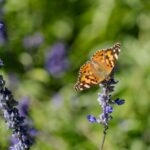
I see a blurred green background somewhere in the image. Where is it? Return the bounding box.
[0,0,150,149]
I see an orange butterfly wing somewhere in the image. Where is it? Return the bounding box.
[91,43,120,74]
[74,61,100,91]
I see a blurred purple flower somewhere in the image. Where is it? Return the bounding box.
[0,20,7,44]
[18,96,29,117]
[10,96,37,149]
[0,0,5,4]
[10,127,37,149]
[45,42,69,77]
[28,128,37,137]
[23,32,44,49]
[0,74,33,149]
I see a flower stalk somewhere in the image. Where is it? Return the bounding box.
[0,60,33,150]
[87,73,125,150]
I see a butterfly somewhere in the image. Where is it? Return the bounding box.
[74,43,121,91]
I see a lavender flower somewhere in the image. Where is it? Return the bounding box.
[45,42,69,77]
[0,65,33,149]
[23,32,44,49]
[10,97,37,149]
[87,74,125,150]
[87,77,125,126]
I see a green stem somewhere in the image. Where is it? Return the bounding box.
[99,126,108,150]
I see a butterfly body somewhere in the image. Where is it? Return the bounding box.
[75,43,121,91]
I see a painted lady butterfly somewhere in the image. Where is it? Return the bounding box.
[75,43,121,91]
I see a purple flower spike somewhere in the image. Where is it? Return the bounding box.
[114,98,125,105]
[87,74,124,128]
[0,76,33,149]
[105,106,113,113]
[0,63,34,150]
[87,115,97,123]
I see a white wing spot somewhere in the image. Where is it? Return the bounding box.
[91,81,97,84]
[84,84,90,88]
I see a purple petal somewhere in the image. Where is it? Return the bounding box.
[87,115,97,123]
[105,106,113,113]
[114,98,125,105]
[29,128,38,137]
[10,136,19,145]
